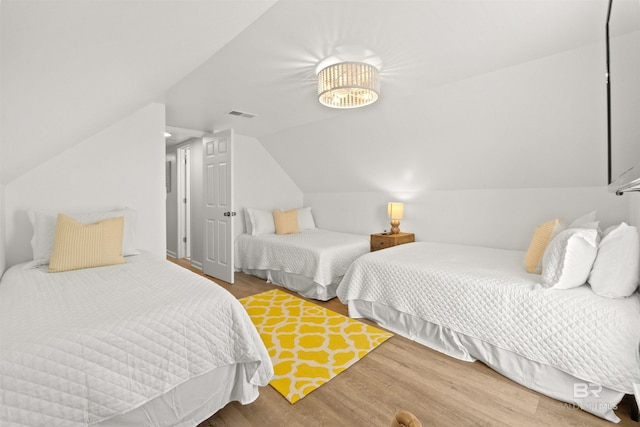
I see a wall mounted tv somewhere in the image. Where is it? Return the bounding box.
[607,0,640,194]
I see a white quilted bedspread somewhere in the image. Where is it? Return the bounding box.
[235,229,369,286]
[0,253,273,426]
[337,242,640,393]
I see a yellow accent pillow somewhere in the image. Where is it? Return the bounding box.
[273,209,300,235]
[48,214,126,273]
[525,218,563,274]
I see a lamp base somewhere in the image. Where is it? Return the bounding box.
[390,219,400,234]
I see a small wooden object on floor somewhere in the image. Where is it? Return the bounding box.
[391,411,423,427]
[370,232,415,252]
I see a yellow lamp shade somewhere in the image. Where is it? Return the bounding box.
[387,202,404,220]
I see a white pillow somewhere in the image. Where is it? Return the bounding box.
[568,211,597,228]
[26,208,139,268]
[297,207,317,230]
[541,228,599,289]
[243,208,253,235]
[246,208,275,236]
[588,223,639,298]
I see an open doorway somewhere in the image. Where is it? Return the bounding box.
[177,145,191,259]
[165,126,206,264]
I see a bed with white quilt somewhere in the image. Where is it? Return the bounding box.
[236,207,369,301]
[0,252,274,427]
[337,237,640,423]
[235,229,369,301]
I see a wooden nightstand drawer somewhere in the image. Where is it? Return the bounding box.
[372,238,395,251]
[370,232,415,252]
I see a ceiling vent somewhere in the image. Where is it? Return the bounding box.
[228,110,257,119]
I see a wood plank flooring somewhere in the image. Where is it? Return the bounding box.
[168,258,638,427]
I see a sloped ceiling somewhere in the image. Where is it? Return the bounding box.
[2,0,624,192]
[0,0,276,184]
[165,0,614,192]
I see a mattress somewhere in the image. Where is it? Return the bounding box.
[337,242,640,395]
[235,229,369,300]
[0,252,273,427]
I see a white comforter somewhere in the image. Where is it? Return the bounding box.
[235,229,369,286]
[0,253,273,426]
[337,242,640,393]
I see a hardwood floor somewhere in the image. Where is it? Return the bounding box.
[168,258,638,427]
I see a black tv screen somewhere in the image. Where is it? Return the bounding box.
[607,0,640,194]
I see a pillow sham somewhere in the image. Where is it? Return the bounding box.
[525,218,563,274]
[48,214,126,273]
[273,209,300,235]
[588,222,639,298]
[246,208,276,236]
[541,228,599,289]
[27,207,139,268]
[568,211,597,228]
[243,208,252,235]
[297,207,317,230]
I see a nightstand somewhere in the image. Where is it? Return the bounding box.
[370,232,415,252]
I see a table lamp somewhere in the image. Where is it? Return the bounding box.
[387,202,404,234]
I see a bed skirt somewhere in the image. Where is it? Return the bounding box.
[96,362,260,427]
[237,267,340,301]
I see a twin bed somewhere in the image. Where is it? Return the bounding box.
[0,252,273,426]
[235,229,369,301]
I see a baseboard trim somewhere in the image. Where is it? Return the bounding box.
[191,260,203,270]
[166,250,177,259]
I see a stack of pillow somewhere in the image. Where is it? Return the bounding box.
[525,211,640,298]
[244,207,317,236]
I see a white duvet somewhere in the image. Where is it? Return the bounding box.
[235,229,369,286]
[0,253,273,427]
[337,242,640,393]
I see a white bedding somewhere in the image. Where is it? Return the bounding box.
[0,252,273,427]
[337,242,640,395]
[235,229,369,300]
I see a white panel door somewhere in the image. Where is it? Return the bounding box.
[202,129,235,283]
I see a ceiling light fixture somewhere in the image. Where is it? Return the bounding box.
[317,62,380,109]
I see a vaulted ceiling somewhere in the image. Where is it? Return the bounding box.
[165,0,614,192]
[2,0,625,191]
[0,0,276,184]
[165,0,608,136]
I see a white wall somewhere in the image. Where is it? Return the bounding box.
[5,103,166,268]
[0,0,5,276]
[305,187,629,251]
[234,133,302,240]
[0,181,5,276]
[0,182,4,276]
[629,194,640,228]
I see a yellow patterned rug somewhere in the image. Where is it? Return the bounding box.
[240,288,393,404]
